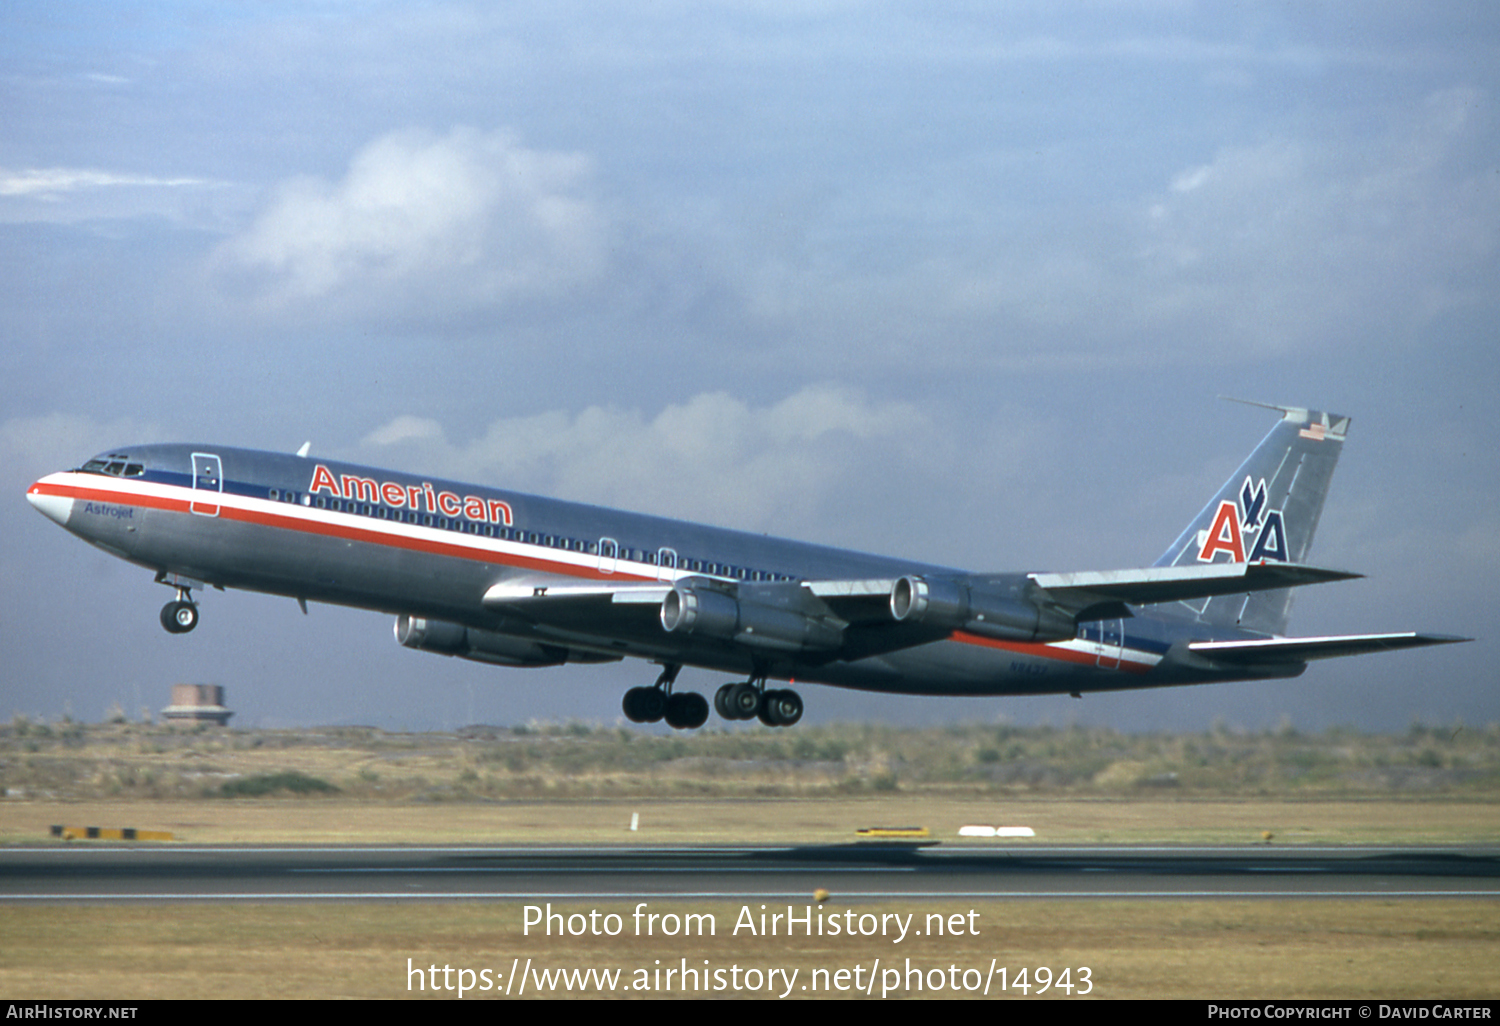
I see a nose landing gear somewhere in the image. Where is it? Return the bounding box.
[154,573,201,634]
[159,597,198,630]
[160,595,199,633]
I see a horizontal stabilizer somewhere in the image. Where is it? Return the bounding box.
[1189,632,1471,665]
[1030,562,1361,610]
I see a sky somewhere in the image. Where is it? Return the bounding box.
[2,2,1495,733]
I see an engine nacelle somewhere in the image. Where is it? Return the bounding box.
[393,615,620,667]
[890,575,1075,643]
[660,585,842,652]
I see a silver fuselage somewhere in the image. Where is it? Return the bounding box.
[27,444,1295,697]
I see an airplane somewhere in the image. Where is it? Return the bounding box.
[25,400,1467,730]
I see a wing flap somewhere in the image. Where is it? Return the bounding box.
[801,578,901,624]
[1189,632,1471,665]
[483,579,673,607]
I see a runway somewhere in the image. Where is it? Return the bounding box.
[3,843,1499,902]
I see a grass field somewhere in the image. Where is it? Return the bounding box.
[3,721,1497,999]
[3,795,1499,846]
[5,719,1497,806]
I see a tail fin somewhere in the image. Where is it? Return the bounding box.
[1154,400,1350,635]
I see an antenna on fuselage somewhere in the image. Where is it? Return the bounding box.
[295,441,311,458]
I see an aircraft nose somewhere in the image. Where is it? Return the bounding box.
[26,480,74,527]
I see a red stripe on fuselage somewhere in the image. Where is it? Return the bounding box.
[949,630,1155,674]
[32,476,656,585]
[36,475,1159,674]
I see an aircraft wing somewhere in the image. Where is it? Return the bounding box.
[483,575,886,658]
[483,579,673,607]
[480,563,1375,659]
[486,576,895,620]
[1189,632,1472,665]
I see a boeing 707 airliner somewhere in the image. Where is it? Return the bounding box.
[26,401,1465,729]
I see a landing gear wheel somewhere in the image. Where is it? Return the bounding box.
[622,686,666,723]
[726,682,761,720]
[714,680,766,721]
[664,691,709,730]
[714,683,737,720]
[715,682,761,720]
[758,689,803,728]
[160,600,199,634]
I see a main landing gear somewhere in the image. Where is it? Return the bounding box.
[623,666,806,731]
[715,678,803,728]
[622,664,709,730]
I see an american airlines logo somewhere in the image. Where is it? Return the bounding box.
[1196,476,1288,564]
[308,464,514,526]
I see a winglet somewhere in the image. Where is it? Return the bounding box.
[295,441,312,458]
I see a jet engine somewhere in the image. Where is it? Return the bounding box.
[889,575,1075,643]
[659,585,842,652]
[394,615,620,667]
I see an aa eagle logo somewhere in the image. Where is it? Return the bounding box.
[1196,476,1289,564]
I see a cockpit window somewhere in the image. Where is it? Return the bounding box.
[78,457,144,477]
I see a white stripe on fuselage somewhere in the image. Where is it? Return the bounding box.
[45,469,712,587]
[48,469,1167,674]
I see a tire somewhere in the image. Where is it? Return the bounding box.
[623,686,666,723]
[714,683,737,720]
[759,689,802,728]
[665,691,708,730]
[160,601,198,634]
[727,682,761,720]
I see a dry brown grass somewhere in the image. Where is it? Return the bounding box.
[5,720,1497,806]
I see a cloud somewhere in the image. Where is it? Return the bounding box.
[0,168,213,198]
[213,127,607,318]
[1134,88,1498,351]
[0,167,234,226]
[1,413,161,485]
[362,414,444,447]
[925,88,1499,367]
[357,385,945,542]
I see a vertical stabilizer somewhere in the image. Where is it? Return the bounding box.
[1153,401,1350,635]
